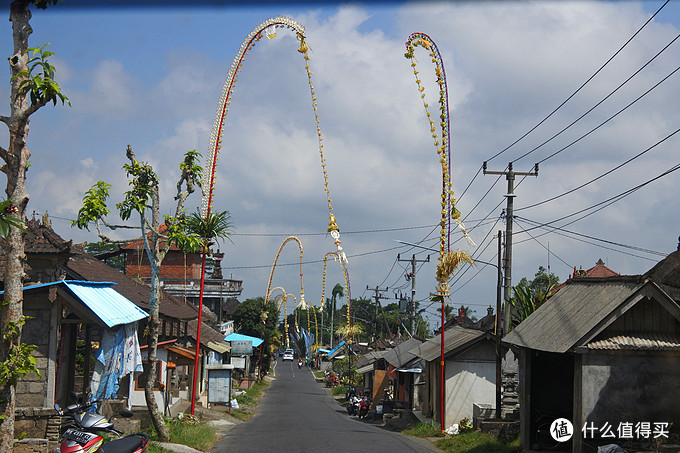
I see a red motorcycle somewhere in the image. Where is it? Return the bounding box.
[358,390,372,419]
[52,394,148,453]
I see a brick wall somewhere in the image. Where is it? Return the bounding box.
[125,249,202,279]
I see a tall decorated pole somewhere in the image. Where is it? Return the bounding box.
[198,17,352,400]
[405,33,474,432]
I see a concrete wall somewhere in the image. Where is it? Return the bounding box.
[580,351,680,426]
[443,341,497,427]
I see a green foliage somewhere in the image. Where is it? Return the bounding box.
[232,298,280,372]
[330,385,347,397]
[179,149,203,184]
[33,0,62,9]
[0,315,40,387]
[403,421,445,438]
[0,199,27,238]
[510,267,559,330]
[83,241,126,272]
[12,43,69,107]
[458,417,473,433]
[71,182,112,230]
[117,158,158,221]
[434,431,521,453]
[176,210,233,253]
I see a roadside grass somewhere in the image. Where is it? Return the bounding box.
[146,418,218,453]
[403,421,445,438]
[146,379,270,451]
[330,385,346,397]
[314,371,324,379]
[433,431,521,453]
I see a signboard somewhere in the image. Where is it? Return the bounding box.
[207,367,231,404]
[231,340,253,355]
[231,357,246,369]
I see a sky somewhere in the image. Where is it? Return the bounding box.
[1,0,680,332]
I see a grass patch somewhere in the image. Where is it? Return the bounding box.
[434,431,521,453]
[230,408,254,421]
[166,419,217,451]
[314,371,324,379]
[145,417,218,452]
[403,421,445,438]
[147,444,174,453]
[330,385,347,397]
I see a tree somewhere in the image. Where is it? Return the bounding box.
[72,145,205,441]
[510,266,559,330]
[0,1,68,449]
[84,241,126,273]
[232,297,280,373]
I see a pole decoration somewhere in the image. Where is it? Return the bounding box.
[202,16,347,259]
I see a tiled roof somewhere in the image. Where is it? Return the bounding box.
[25,219,72,255]
[587,332,680,351]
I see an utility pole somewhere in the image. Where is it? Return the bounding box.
[483,161,538,331]
[397,253,430,336]
[366,285,389,343]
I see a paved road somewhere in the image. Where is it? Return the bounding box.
[210,358,440,452]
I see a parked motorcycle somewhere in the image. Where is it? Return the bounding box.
[346,387,361,416]
[52,394,148,453]
[358,390,372,419]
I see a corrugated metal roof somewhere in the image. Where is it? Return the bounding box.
[503,278,644,353]
[224,332,264,347]
[412,325,487,362]
[383,337,423,369]
[587,332,680,351]
[354,350,388,368]
[23,280,148,328]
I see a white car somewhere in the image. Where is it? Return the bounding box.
[282,349,294,361]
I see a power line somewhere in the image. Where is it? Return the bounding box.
[515,161,680,235]
[484,0,670,164]
[513,32,680,164]
[517,125,680,211]
[514,216,664,261]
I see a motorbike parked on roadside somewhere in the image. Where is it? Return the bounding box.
[52,393,149,453]
[358,390,372,419]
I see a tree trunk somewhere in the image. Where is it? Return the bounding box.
[0,2,32,450]
[143,211,170,441]
[143,257,169,440]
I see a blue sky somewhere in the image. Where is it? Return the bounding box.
[2,1,680,331]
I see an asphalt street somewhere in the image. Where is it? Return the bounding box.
[209,357,440,452]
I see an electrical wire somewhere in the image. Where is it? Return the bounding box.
[484,0,670,164]
[514,216,665,261]
[517,125,680,211]
[513,32,680,164]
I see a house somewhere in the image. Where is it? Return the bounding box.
[11,216,231,437]
[120,232,243,322]
[503,247,680,453]
[381,337,424,412]
[410,308,499,428]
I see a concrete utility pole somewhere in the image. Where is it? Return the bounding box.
[397,253,430,336]
[483,161,538,331]
[366,285,389,343]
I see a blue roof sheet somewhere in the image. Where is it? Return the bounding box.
[224,332,264,347]
[23,280,148,328]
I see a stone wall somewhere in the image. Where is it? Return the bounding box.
[14,407,60,442]
[18,296,53,408]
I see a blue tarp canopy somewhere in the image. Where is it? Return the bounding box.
[224,332,264,348]
[21,280,147,328]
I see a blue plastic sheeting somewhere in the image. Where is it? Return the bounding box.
[224,332,264,347]
[22,280,148,328]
